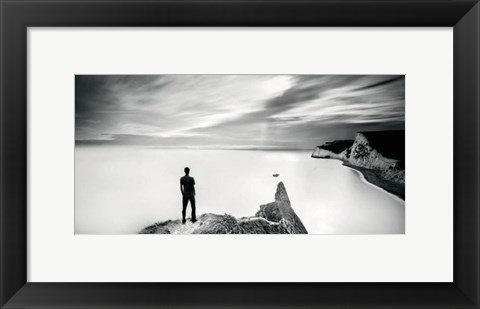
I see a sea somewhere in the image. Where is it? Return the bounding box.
[75,147,405,234]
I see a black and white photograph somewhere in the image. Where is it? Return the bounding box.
[75,74,405,234]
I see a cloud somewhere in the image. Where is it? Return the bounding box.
[76,75,405,149]
[269,75,405,126]
[353,75,405,91]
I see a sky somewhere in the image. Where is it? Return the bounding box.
[75,75,405,149]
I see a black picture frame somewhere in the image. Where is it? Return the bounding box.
[1,0,479,308]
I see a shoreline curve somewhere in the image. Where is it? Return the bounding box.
[338,161,405,204]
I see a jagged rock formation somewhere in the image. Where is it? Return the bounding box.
[312,130,405,199]
[311,140,354,160]
[139,182,308,234]
[348,131,404,184]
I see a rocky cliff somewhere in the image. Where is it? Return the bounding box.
[312,130,405,199]
[311,140,354,160]
[139,182,308,234]
[347,131,405,184]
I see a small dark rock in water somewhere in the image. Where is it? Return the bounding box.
[273,174,279,177]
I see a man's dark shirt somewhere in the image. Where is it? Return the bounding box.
[180,176,196,197]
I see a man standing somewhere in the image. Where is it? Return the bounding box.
[180,167,197,224]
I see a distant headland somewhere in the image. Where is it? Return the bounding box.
[311,130,405,200]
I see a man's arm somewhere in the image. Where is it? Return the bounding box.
[192,178,196,196]
[180,179,184,195]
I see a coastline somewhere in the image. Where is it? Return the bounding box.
[342,162,405,201]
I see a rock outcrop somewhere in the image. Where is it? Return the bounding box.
[311,140,354,160]
[139,182,308,234]
[312,130,405,199]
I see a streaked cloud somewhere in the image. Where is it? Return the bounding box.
[76,75,404,149]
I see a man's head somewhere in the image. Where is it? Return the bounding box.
[184,167,190,175]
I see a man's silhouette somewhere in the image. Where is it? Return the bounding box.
[180,167,196,224]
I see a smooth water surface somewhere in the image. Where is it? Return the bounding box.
[75,148,405,234]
